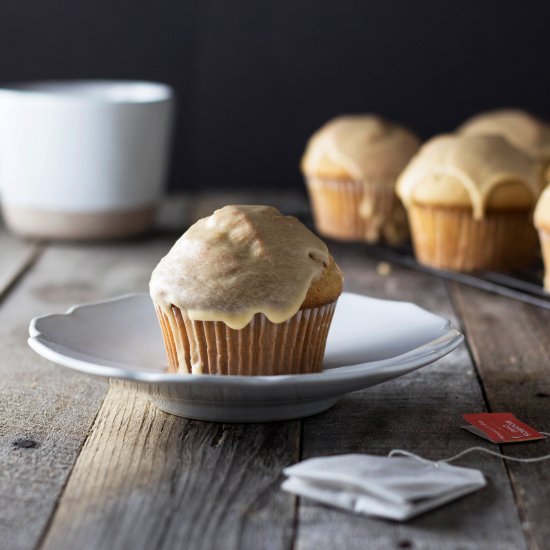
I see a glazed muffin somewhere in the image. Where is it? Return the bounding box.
[534,186,550,290]
[301,115,420,244]
[459,109,550,179]
[150,205,343,376]
[397,134,543,271]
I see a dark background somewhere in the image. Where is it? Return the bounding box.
[2,1,550,192]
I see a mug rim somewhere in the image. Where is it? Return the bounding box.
[0,79,174,104]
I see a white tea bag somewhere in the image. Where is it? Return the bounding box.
[282,453,486,521]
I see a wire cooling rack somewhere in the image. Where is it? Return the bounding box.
[363,243,550,310]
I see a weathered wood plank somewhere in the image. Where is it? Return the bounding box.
[2,195,537,549]
[0,238,171,550]
[0,228,39,299]
[42,383,299,550]
[295,244,527,550]
[39,241,531,550]
[450,283,550,550]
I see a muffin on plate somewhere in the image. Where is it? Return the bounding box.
[396,134,543,271]
[535,185,550,290]
[301,115,420,244]
[150,205,343,376]
[459,109,550,179]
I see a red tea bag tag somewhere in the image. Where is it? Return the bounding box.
[462,413,545,444]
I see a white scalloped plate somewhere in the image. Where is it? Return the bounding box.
[28,292,463,422]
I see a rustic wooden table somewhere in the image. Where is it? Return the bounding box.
[1,193,549,550]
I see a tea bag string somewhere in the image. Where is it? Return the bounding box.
[389,432,550,465]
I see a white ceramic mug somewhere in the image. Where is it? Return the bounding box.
[0,80,175,239]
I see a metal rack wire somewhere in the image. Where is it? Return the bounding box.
[364,243,550,310]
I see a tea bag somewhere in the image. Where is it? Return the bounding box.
[282,453,486,521]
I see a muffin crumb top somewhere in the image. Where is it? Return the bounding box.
[150,205,340,329]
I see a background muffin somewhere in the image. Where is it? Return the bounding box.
[397,134,543,271]
[459,109,550,180]
[150,205,343,376]
[535,185,550,290]
[301,115,420,244]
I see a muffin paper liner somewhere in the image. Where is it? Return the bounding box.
[538,229,550,290]
[408,204,539,271]
[305,177,408,244]
[155,301,337,375]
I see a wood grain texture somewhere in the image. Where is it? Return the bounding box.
[2,196,545,550]
[294,244,528,550]
[0,228,39,300]
[451,284,550,550]
[42,382,300,550]
[0,238,171,550]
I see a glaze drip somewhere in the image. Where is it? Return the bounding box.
[150,205,330,330]
[397,135,542,220]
